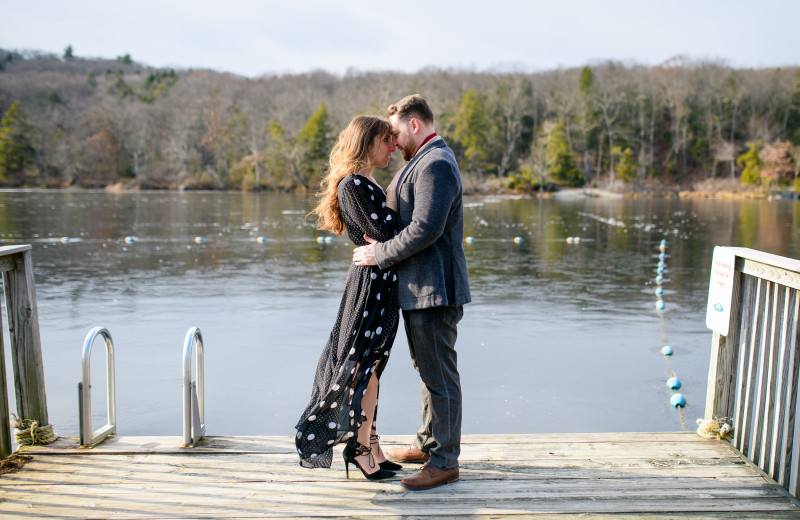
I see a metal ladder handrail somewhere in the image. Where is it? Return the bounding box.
[79,327,116,447]
[182,327,205,447]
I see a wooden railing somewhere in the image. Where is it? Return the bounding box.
[0,245,50,459]
[705,246,800,498]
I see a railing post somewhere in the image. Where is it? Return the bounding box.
[0,246,49,431]
[79,327,116,447]
[705,264,744,422]
[182,327,205,447]
[0,305,11,459]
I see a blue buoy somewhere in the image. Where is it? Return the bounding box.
[256,236,267,243]
[666,377,681,390]
[670,393,686,407]
[654,287,663,296]
[194,237,205,244]
[661,345,673,356]
[656,300,665,310]
[513,236,523,244]
[465,237,475,243]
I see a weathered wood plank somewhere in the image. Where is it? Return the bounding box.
[5,434,799,518]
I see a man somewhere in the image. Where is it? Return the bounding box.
[352,94,471,490]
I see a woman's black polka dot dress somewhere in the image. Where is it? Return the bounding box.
[295,174,400,468]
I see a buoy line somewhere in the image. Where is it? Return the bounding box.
[654,239,688,429]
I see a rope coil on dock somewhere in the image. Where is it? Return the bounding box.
[10,414,58,446]
[696,418,733,440]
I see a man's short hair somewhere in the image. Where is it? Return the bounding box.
[387,94,434,125]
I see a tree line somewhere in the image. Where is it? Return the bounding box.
[1,48,798,193]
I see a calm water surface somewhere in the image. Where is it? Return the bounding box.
[2,190,800,438]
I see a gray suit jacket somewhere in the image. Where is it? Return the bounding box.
[374,136,471,310]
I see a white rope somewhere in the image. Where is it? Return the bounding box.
[10,414,58,446]
[696,417,733,440]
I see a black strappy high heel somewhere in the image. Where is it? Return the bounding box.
[342,441,396,481]
[370,430,402,471]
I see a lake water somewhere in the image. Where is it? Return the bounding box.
[2,189,800,439]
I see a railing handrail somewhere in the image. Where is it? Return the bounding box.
[182,327,205,447]
[79,326,116,447]
[705,246,800,498]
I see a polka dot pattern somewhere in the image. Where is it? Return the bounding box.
[295,173,400,469]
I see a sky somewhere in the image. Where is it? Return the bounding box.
[2,0,797,77]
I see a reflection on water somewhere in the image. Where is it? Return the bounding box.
[2,190,799,437]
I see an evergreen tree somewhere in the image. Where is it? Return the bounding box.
[737,140,763,185]
[546,121,583,187]
[297,101,334,186]
[453,89,490,173]
[0,102,36,182]
[63,44,74,61]
[615,146,639,183]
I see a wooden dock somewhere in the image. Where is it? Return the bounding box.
[2,432,799,519]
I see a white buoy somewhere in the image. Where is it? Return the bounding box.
[661,345,673,356]
[124,236,136,244]
[325,237,334,244]
[513,237,523,244]
[654,287,663,296]
[656,274,664,284]
[256,236,267,243]
[656,300,665,310]
[316,237,325,244]
[60,237,71,244]
[666,377,681,390]
[194,237,205,244]
[465,237,475,244]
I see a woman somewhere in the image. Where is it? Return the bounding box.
[295,115,401,481]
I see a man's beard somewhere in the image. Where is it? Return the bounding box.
[399,136,417,161]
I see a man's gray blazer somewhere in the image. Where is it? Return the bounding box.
[374,136,471,310]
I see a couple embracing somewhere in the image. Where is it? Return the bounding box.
[294,94,471,491]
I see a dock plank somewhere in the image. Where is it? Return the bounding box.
[2,433,798,519]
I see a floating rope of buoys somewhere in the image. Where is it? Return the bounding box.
[566,236,582,244]
[10,414,58,446]
[653,238,688,418]
[696,418,733,440]
[316,236,334,244]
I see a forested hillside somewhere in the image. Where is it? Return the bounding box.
[1,48,798,193]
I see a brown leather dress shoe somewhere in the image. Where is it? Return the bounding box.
[386,445,430,463]
[401,463,459,490]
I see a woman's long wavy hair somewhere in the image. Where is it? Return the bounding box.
[312,115,392,234]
